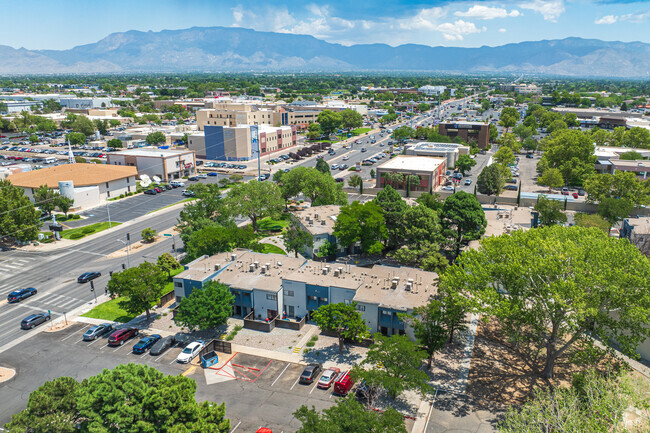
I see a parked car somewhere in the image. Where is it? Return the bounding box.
[150,335,176,355]
[170,181,185,187]
[107,327,139,346]
[177,340,205,363]
[77,271,101,283]
[441,186,454,191]
[333,371,355,395]
[207,172,218,176]
[188,176,199,181]
[464,179,472,185]
[21,312,51,330]
[132,334,162,354]
[360,148,367,152]
[578,189,585,196]
[182,190,195,197]
[7,287,37,303]
[154,187,163,193]
[83,323,113,341]
[330,164,339,170]
[526,153,534,158]
[505,185,518,191]
[572,192,579,199]
[356,380,378,403]
[317,367,341,389]
[299,363,322,384]
[144,189,157,195]
[197,173,208,179]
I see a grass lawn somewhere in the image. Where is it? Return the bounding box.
[351,127,372,136]
[254,243,287,255]
[162,267,185,292]
[81,296,137,323]
[257,216,290,232]
[61,222,122,240]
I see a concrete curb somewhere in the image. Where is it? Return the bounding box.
[0,367,16,383]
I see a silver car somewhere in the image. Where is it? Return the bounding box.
[83,323,113,341]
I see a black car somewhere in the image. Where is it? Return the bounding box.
[83,323,113,341]
[188,176,199,181]
[21,312,50,329]
[7,287,37,303]
[77,271,101,283]
[150,335,176,355]
[299,363,322,384]
[132,334,162,354]
[355,380,378,403]
[144,189,157,195]
[163,184,173,190]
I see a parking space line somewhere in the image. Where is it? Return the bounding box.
[229,421,241,433]
[87,338,103,346]
[290,375,301,390]
[73,338,84,345]
[61,325,88,341]
[170,357,179,364]
[112,344,125,352]
[153,353,167,362]
[271,363,290,387]
[309,381,319,394]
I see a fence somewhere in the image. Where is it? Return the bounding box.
[158,290,175,308]
[275,315,306,331]
[198,339,232,359]
[243,311,277,332]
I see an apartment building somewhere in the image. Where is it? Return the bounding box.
[292,205,349,259]
[173,250,437,338]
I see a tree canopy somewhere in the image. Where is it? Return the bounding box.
[226,180,284,232]
[440,192,487,258]
[477,164,506,196]
[333,201,387,255]
[107,262,167,321]
[312,302,369,353]
[174,281,235,331]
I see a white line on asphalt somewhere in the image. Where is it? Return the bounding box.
[73,338,85,345]
[309,382,319,394]
[61,324,88,341]
[87,337,103,346]
[229,421,241,433]
[271,363,291,387]
[100,343,110,350]
[423,389,438,433]
[153,353,167,362]
[112,344,125,352]
[290,375,301,390]
[62,248,108,257]
[170,357,179,365]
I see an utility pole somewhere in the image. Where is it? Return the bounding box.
[106,201,112,229]
[90,280,97,304]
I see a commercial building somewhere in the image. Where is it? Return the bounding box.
[197,103,321,131]
[418,85,446,96]
[498,83,542,95]
[107,149,196,182]
[375,155,447,192]
[1,100,42,113]
[594,146,650,179]
[438,121,490,149]
[173,249,437,338]
[7,163,137,210]
[292,206,348,259]
[620,217,650,256]
[405,142,471,167]
[58,97,114,109]
[188,124,296,161]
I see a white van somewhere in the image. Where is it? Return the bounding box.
[43,157,57,164]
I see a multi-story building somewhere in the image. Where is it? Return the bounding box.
[620,217,650,256]
[173,249,437,338]
[405,142,471,167]
[375,156,447,192]
[188,124,297,161]
[292,206,349,259]
[107,148,196,182]
[438,121,490,149]
[418,85,446,96]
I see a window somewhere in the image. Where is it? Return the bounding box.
[284,290,294,297]
[174,282,182,288]
[266,294,277,301]
[308,295,317,302]
[381,310,392,317]
[356,304,365,312]
[105,182,109,188]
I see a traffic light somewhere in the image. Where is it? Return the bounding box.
[122,264,126,270]
[90,280,95,292]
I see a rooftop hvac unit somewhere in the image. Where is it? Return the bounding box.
[254,261,259,269]
[214,264,221,271]
[278,262,282,267]
[391,279,399,289]
[231,254,237,261]
[249,264,255,272]
[334,269,340,277]
[261,266,267,274]
[321,220,326,225]
[406,282,412,291]
[265,263,271,269]
[314,214,320,219]
[322,267,329,275]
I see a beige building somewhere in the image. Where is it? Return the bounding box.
[293,205,346,259]
[7,163,137,210]
[197,102,320,131]
[107,148,196,182]
[376,155,447,192]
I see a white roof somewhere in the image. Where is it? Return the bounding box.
[112,149,193,158]
[378,155,446,172]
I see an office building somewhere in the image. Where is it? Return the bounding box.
[438,122,490,149]
[107,148,196,182]
[405,142,471,167]
[375,156,447,192]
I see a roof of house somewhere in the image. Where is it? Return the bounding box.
[293,205,340,236]
[7,163,137,188]
[214,252,306,292]
[626,217,650,235]
[377,155,446,172]
[353,265,437,311]
[282,262,365,290]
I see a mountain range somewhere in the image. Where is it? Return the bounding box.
[1,26,649,77]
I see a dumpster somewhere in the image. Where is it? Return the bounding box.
[201,351,219,368]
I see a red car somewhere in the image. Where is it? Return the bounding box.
[572,192,579,199]
[107,327,139,346]
[333,371,355,396]
[154,187,163,193]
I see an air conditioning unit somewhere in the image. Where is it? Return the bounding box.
[261,266,267,274]
[249,264,255,272]
[254,261,259,269]
[265,263,271,269]
[321,220,326,225]
[278,262,282,267]
[214,264,221,271]
[231,254,237,261]
[406,282,412,291]
[334,269,340,277]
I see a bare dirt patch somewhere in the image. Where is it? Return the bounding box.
[0,367,16,383]
[44,320,75,333]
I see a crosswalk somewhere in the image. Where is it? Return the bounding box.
[31,292,86,311]
[0,257,34,276]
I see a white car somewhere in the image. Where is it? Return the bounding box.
[441,186,454,191]
[176,340,205,363]
[196,173,208,179]
[170,181,185,187]
[342,155,350,161]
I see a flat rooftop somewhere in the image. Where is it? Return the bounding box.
[215,252,306,292]
[174,251,239,282]
[626,217,650,235]
[293,205,340,236]
[113,149,194,158]
[283,262,365,290]
[353,265,436,311]
[377,155,446,172]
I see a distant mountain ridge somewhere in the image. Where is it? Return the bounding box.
[0,26,648,77]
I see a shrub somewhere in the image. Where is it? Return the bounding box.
[119,194,125,199]
[69,233,84,240]
[81,227,94,234]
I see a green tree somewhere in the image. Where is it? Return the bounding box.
[512,124,534,142]
[441,191,487,259]
[109,119,121,128]
[145,131,166,145]
[307,122,322,141]
[539,130,596,186]
[77,364,230,432]
[354,334,430,399]
[29,134,38,144]
[477,164,507,196]
[33,185,58,216]
[374,185,408,248]
[294,397,406,433]
[619,150,643,160]
[107,138,123,148]
[537,168,564,192]
[71,115,95,136]
[389,242,447,273]
[584,171,649,206]
[174,281,234,331]
[347,174,363,194]
[4,377,80,433]
[339,109,363,132]
[489,123,498,142]
[311,302,370,353]
[574,212,610,234]
[226,180,284,232]
[546,119,568,135]
[184,224,255,261]
[598,197,634,228]
[415,192,443,212]
[440,225,650,379]
[281,167,347,206]
[498,132,521,154]
[499,107,519,131]
[67,132,86,146]
[282,214,314,258]
[493,147,515,166]
[315,157,331,175]
[107,262,167,321]
[156,252,181,279]
[141,227,156,243]
[334,201,387,255]
[398,204,441,248]
[56,195,74,217]
[93,119,108,135]
[534,195,567,226]
[455,154,477,175]
[317,110,342,136]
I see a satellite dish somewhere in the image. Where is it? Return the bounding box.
[152,176,162,183]
[140,175,152,188]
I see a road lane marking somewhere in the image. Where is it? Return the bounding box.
[290,375,301,390]
[230,421,241,433]
[271,363,290,387]
[61,324,88,341]
[309,381,319,394]
[182,366,196,377]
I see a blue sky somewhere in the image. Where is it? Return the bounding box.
[1,0,649,50]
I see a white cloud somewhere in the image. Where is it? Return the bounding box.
[455,5,521,20]
[620,11,650,23]
[230,6,296,32]
[436,20,485,41]
[498,28,507,32]
[520,0,565,22]
[595,15,618,25]
[397,7,447,31]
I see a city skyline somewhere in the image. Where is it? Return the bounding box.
[1,0,649,50]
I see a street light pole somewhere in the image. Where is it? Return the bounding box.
[90,280,97,304]
[106,201,112,229]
